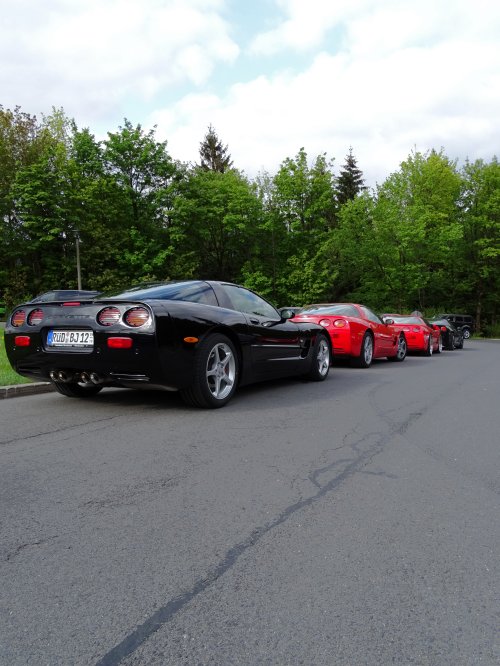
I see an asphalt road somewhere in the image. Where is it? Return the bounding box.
[1,341,499,666]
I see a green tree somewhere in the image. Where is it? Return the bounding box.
[0,106,54,304]
[458,157,500,330]
[102,120,183,283]
[368,150,463,311]
[199,124,233,173]
[336,147,366,206]
[170,168,261,281]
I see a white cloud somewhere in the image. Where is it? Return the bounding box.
[1,0,499,186]
[0,0,238,121]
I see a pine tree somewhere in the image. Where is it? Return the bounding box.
[336,147,366,205]
[199,124,233,173]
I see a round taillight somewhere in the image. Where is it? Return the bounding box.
[441,326,447,331]
[97,306,121,326]
[319,319,331,327]
[11,310,26,327]
[28,309,44,326]
[333,319,347,328]
[124,307,150,327]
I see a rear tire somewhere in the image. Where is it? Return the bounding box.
[351,332,373,368]
[304,333,331,381]
[181,333,238,408]
[52,381,103,397]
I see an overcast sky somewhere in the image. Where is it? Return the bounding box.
[2,0,499,187]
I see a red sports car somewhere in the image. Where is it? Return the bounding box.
[382,314,442,355]
[290,303,407,368]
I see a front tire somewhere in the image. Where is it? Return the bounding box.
[462,327,471,339]
[424,336,433,356]
[304,333,331,381]
[181,333,238,408]
[52,381,103,398]
[388,334,407,362]
[352,332,373,368]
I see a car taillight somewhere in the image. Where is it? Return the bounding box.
[15,336,31,346]
[124,307,150,327]
[107,337,133,349]
[319,319,331,327]
[333,319,347,328]
[97,307,121,326]
[28,309,44,325]
[11,310,26,327]
[441,326,447,331]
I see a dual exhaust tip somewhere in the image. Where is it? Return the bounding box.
[49,370,103,385]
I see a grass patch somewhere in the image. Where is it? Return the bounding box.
[0,329,32,386]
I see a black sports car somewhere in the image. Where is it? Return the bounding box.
[429,318,464,350]
[5,281,332,408]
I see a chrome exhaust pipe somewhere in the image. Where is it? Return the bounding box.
[90,372,103,385]
[49,370,59,381]
[58,370,69,382]
[80,372,91,384]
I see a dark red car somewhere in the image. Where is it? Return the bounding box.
[290,303,407,368]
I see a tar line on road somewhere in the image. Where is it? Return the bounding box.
[95,410,414,666]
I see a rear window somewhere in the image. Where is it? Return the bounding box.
[107,281,218,306]
[391,316,423,325]
[298,304,359,317]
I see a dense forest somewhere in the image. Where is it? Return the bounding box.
[1,106,499,333]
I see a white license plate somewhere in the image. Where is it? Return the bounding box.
[47,330,94,348]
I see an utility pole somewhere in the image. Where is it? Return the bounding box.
[76,232,82,290]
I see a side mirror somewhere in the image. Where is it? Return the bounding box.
[383,317,394,325]
[280,308,295,320]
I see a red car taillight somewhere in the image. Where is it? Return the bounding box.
[28,308,44,325]
[124,307,150,327]
[11,310,26,327]
[107,337,133,349]
[15,336,31,346]
[97,307,121,326]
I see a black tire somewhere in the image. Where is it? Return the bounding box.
[462,327,471,339]
[455,337,464,349]
[388,334,407,362]
[448,333,456,350]
[304,333,331,381]
[435,335,442,354]
[351,332,373,368]
[181,333,238,408]
[52,381,103,397]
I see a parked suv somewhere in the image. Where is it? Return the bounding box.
[436,313,475,339]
